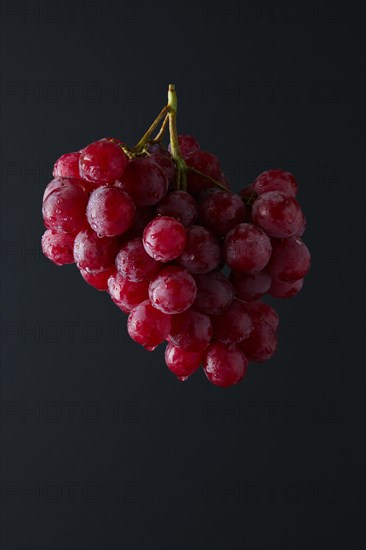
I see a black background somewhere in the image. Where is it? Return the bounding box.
[1,1,365,549]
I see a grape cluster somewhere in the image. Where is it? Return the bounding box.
[41,88,310,388]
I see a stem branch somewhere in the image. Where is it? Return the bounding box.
[135,105,168,151]
[167,84,187,190]
[134,84,229,193]
[152,114,169,143]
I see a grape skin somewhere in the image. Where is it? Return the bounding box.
[203,342,248,387]
[266,237,311,282]
[127,300,172,351]
[224,223,272,274]
[149,266,197,314]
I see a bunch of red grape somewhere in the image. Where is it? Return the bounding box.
[41,89,310,388]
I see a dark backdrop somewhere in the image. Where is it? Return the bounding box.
[1,1,365,549]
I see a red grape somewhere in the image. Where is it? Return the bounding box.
[252,191,303,238]
[127,300,171,351]
[143,216,186,262]
[42,183,89,235]
[53,152,81,179]
[79,265,116,291]
[177,225,222,274]
[185,150,221,194]
[253,169,298,197]
[119,157,168,206]
[149,266,197,314]
[266,237,311,282]
[103,137,126,147]
[203,342,248,387]
[43,177,92,201]
[169,308,212,351]
[198,191,246,236]
[239,319,277,363]
[86,186,135,237]
[295,213,306,237]
[193,271,234,315]
[79,139,129,185]
[43,177,74,202]
[165,342,202,378]
[108,272,149,312]
[245,301,279,332]
[211,299,252,344]
[73,229,120,270]
[147,148,176,186]
[268,277,304,298]
[41,229,75,265]
[169,134,200,157]
[156,191,198,227]
[115,238,161,282]
[230,270,271,301]
[224,223,272,273]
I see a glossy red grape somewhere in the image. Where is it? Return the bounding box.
[119,157,168,206]
[224,223,272,274]
[268,277,304,298]
[103,137,126,147]
[156,191,198,227]
[73,229,120,270]
[43,177,74,202]
[53,152,81,179]
[108,272,149,312]
[177,225,222,274]
[266,237,311,282]
[245,301,279,332]
[169,309,212,351]
[143,216,186,262]
[239,319,277,363]
[147,147,176,185]
[169,134,200,157]
[252,191,303,238]
[86,186,135,237]
[127,300,171,351]
[198,191,246,236]
[211,299,252,344]
[41,229,75,265]
[165,342,202,378]
[43,177,93,201]
[203,342,248,387]
[185,150,221,194]
[149,266,197,314]
[79,139,129,185]
[230,270,271,301]
[193,271,234,315]
[295,213,306,237]
[42,183,89,235]
[80,265,116,291]
[253,169,298,197]
[115,238,161,282]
